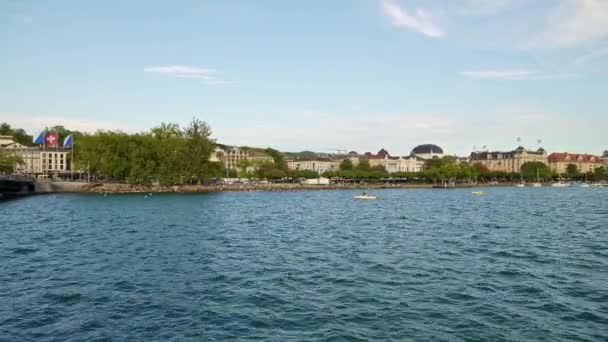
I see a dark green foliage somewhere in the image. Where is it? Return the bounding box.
[339,159,354,171]
[0,151,23,174]
[565,164,579,178]
[422,156,474,181]
[0,123,34,146]
[75,118,215,185]
[520,161,552,180]
[264,148,287,171]
[357,159,371,172]
[594,166,607,180]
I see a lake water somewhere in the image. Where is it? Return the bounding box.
[1,187,607,341]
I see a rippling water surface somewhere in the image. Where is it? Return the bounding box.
[1,188,607,341]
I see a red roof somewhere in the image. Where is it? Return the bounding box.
[548,152,601,162]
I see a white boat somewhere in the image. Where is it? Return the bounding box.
[532,183,542,187]
[552,174,571,187]
[516,183,525,187]
[354,192,377,200]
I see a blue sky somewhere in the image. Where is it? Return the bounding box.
[1,0,607,155]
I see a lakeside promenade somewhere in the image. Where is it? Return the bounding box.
[80,181,520,194]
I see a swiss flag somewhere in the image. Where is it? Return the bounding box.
[45,132,59,147]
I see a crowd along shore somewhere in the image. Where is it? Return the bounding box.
[78,181,523,194]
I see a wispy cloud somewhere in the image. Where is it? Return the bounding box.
[530,0,608,48]
[573,47,608,66]
[144,65,215,79]
[461,69,579,80]
[462,0,516,15]
[380,0,444,38]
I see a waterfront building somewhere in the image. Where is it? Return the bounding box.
[209,147,224,163]
[384,156,426,173]
[222,147,248,169]
[1,143,70,177]
[548,152,604,174]
[469,147,548,173]
[363,149,425,173]
[411,144,444,160]
[211,146,274,172]
[287,159,340,175]
[247,150,273,164]
[288,149,425,174]
[602,151,608,167]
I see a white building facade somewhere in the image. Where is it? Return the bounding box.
[287,160,340,175]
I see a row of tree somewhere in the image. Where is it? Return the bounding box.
[1,121,607,184]
[75,119,223,185]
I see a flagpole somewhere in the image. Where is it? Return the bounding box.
[71,137,74,180]
[43,133,46,179]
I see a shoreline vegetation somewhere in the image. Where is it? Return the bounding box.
[2,120,607,188]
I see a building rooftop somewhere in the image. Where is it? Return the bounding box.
[411,144,443,155]
[548,152,602,162]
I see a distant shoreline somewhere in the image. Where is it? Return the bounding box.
[65,182,519,194]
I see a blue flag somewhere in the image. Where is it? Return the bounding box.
[33,132,45,145]
[63,134,74,148]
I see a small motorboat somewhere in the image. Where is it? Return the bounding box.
[472,191,484,196]
[515,183,525,187]
[354,191,377,200]
[579,183,590,188]
[532,182,542,187]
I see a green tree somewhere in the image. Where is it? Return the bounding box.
[151,122,182,139]
[565,163,579,179]
[339,158,354,171]
[0,123,11,135]
[0,151,23,174]
[264,148,287,171]
[472,162,489,173]
[594,166,607,180]
[72,117,216,186]
[520,161,552,181]
[0,123,34,146]
[357,159,371,171]
[265,168,286,179]
[236,159,253,178]
[290,169,320,179]
[181,118,215,183]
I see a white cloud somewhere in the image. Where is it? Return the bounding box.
[461,69,579,80]
[380,0,444,38]
[144,65,217,80]
[532,0,608,48]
